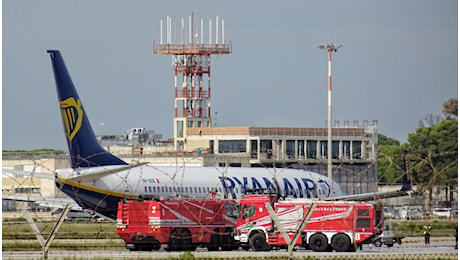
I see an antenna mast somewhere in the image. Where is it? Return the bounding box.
[318,43,342,180]
[155,13,232,151]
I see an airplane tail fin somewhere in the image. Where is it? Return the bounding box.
[47,50,128,169]
[401,151,412,192]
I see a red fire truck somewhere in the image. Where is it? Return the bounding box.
[116,198,239,251]
[234,195,379,252]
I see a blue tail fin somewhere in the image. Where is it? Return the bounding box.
[47,50,128,169]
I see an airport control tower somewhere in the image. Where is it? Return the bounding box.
[154,14,231,151]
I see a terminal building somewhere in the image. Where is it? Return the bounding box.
[98,121,379,196]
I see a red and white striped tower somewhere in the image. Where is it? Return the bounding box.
[154,14,231,151]
[318,43,342,179]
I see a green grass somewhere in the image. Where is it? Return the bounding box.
[3,239,125,251]
[2,222,118,240]
[2,148,65,156]
[2,219,457,252]
[389,219,457,237]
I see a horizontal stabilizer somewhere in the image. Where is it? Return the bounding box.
[3,168,55,180]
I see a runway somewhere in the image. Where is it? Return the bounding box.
[3,238,458,260]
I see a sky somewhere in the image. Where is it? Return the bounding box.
[2,0,458,150]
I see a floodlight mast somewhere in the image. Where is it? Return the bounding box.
[318,43,342,180]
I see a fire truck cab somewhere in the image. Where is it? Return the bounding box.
[235,195,378,252]
[116,198,239,251]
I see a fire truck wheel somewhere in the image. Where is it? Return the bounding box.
[331,234,351,252]
[207,234,220,251]
[221,228,235,251]
[250,233,269,251]
[139,238,153,251]
[152,240,161,250]
[221,234,234,251]
[179,229,193,250]
[309,233,328,252]
[373,238,382,247]
[168,230,180,251]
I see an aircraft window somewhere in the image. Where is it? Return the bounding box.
[161,187,164,193]
[149,187,152,193]
[185,187,188,193]
[144,187,148,193]
[169,187,172,193]
[194,187,197,193]
[198,187,202,193]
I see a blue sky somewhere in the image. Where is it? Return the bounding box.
[3,0,457,150]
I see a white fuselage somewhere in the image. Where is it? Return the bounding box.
[56,165,344,200]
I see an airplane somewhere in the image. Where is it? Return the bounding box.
[3,50,412,221]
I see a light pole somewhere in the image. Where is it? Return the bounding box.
[318,43,342,180]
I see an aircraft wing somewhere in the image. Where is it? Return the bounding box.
[329,151,413,202]
[2,194,81,210]
[325,189,411,202]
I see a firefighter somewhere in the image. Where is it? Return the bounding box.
[422,222,432,247]
[209,189,217,199]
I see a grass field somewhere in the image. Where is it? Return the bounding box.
[2,216,457,251]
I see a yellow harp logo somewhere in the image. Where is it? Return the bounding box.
[60,97,83,142]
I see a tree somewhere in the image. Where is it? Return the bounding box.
[418,113,442,128]
[442,98,458,119]
[377,133,410,185]
[377,144,405,185]
[408,118,458,210]
[378,134,400,146]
